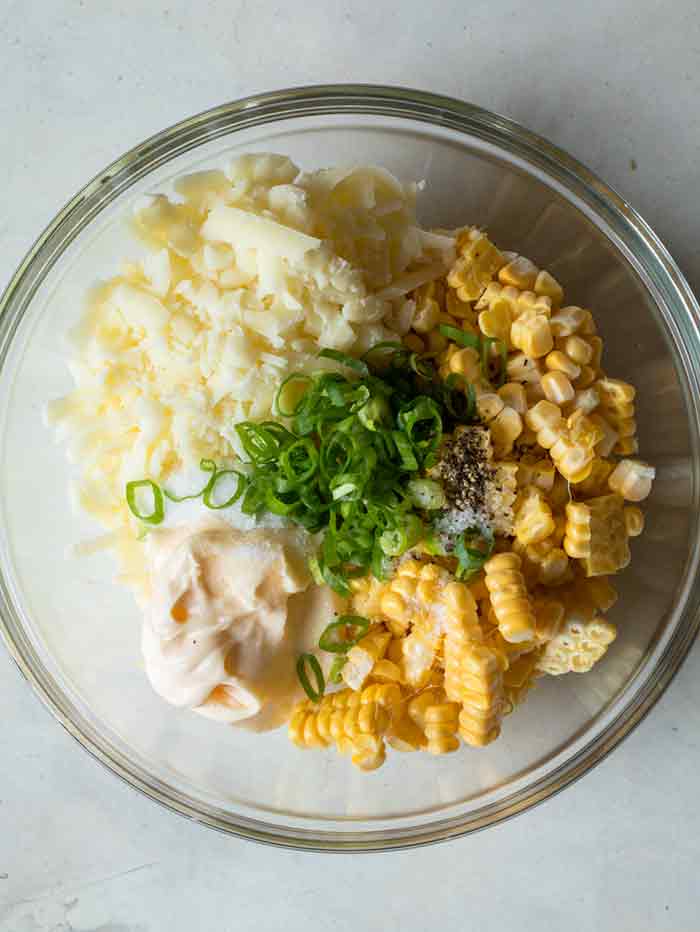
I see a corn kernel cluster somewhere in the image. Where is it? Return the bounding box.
[288,227,654,771]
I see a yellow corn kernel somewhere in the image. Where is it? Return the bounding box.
[341,626,392,690]
[534,269,564,306]
[484,552,537,643]
[412,300,440,334]
[545,349,581,380]
[569,387,600,416]
[449,346,482,381]
[498,255,539,290]
[476,392,505,422]
[498,381,527,414]
[517,290,553,318]
[536,616,617,675]
[448,231,506,302]
[549,473,571,511]
[445,289,476,320]
[596,377,636,406]
[588,413,619,458]
[288,687,394,771]
[588,335,604,371]
[516,455,556,493]
[578,309,597,334]
[478,303,512,346]
[564,494,630,576]
[350,575,385,618]
[533,595,565,641]
[514,488,556,546]
[573,457,614,496]
[542,370,575,405]
[474,282,515,312]
[549,306,587,337]
[537,548,570,586]
[455,642,508,746]
[574,365,596,389]
[511,310,554,358]
[387,702,427,752]
[615,436,639,456]
[490,407,523,457]
[562,335,593,366]
[407,690,460,754]
[369,659,404,684]
[609,459,655,502]
[506,352,544,385]
[525,400,565,449]
[403,332,425,353]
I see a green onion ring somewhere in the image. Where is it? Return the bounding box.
[296,653,325,702]
[126,479,165,525]
[202,470,247,510]
[318,615,370,653]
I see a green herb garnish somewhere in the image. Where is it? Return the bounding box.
[296,653,325,702]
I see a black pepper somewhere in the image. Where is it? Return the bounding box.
[433,427,492,514]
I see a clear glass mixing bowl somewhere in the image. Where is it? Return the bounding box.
[1,86,698,850]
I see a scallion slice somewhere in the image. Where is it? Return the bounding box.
[296,653,325,702]
[438,324,481,350]
[126,479,165,525]
[318,615,370,653]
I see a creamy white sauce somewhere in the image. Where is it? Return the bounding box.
[142,518,342,732]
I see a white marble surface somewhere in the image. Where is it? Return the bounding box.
[2,1,700,930]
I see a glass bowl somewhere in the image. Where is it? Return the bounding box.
[1,85,698,851]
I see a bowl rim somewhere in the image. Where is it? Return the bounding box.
[1,83,699,851]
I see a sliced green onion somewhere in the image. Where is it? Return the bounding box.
[163,459,217,502]
[296,653,325,702]
[317,348,369,375]
[392,431,419,470]
[454,526,495,581]
[203,470,247,509]
[274,372,312,417]
[439,324,481,350]
[328,655,347,684]
[318,615,370,653]
[126,479,165,525]
[236,422,292,463]
[357,395,391,431]
[379,514,424,556]
[406,478,446,511]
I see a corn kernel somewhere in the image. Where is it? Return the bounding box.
[497,381,527,414]
[506,352,543,385]
[542,370,575,405]
[511,310,553,358]
[478,303,512,346]
[562,335,593,366]
[499,255,539,290]
[412,300,440,334]
[476,392,505,422]
[514,488,556,546]
[535,269,564,306]
[608,459,655,502]
[550,306,587,337]
[449,346,481,381]
[484,552,537,643]
[490,406,523,457]
[545,350,581,379]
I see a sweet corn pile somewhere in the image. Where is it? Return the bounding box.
[288,226,655,771]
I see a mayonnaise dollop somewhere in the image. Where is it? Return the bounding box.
[142,520,339,731]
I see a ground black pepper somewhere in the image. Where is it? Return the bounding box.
[433,427,492,514]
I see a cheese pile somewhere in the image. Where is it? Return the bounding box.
[47,154,456,534]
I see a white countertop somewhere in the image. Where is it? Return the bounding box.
[2,2,700,930]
